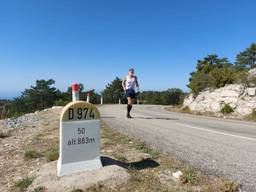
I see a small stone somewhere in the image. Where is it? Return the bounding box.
[172,170,183,180]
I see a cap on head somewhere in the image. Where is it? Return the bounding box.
[129,68,134,72]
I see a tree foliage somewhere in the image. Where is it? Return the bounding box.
[188,43,256,95]
[85,89,101,104]
[188,55,237,95]
[4,80,102,118]
[235,43,256,69]
[195,54,232,73]
[22,79,59,110]
[139,88,185,105]
[101,77,125,104]
[5,79,60,117]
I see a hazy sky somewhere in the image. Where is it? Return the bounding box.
[1,0,256,99]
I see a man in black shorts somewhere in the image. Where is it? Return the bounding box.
[122,68,140,118]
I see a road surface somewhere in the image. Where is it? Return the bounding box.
[98,104,256,192]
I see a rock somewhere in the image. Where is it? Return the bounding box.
[184,84,256,116]
[248,68,256,80]
[4,112,39,129]
[248,69,256,87]
[246,88,256,96]
[52,106,63,109]
[172,170,183,180]
[27,161,130,192]
[183,94,194,107]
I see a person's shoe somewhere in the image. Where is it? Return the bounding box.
[127,114,132,118]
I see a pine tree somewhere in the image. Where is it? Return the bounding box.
[235,43,256,69]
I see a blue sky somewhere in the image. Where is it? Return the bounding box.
[0,0,256,99]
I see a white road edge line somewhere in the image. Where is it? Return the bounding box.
[176,122,256,142]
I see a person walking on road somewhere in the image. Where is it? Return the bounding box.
[122,68,140,118]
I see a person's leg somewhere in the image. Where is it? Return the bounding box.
[127,97,133,118]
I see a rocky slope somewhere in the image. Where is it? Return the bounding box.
[184,69,256,117]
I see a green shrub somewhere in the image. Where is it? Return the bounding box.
[188,43,256,94]
[32,186,46,192]
[220,104,234,114]
[71,189,84,192]
[155,185,169,192]
[45,148,59,162]
[5,79,59,118]
[245,109,256,121]
[184,167,197,184]
[24,149,42,159]
[135,142,160,159]
[252,109,256,116]
[54,99,69,106]
[181,106,191,113]
[15,176,35,191]
[139,89,185,105]
[188,55,236,95]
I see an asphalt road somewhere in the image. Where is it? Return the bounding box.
[98,104,256,192]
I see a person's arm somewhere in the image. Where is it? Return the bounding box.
[135,76,140,93]
[135,76,139,88]
[122,77,126,91]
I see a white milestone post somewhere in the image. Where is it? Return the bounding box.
[72,84,79,101]
[101,95,103,105]
[86,93,90,103]
[57,83,102,177]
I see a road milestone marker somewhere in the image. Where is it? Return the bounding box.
[57,83,102,176]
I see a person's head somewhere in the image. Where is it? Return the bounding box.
[128,68,134,76]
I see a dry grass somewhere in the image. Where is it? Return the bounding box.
[244,109,256,122]
[24,149,43,159]
[165,106,240,120]
[15,176,36,191]
[23,121,240,192]
[23,147,58,162]
[99,123,240,192]
[166,106,213,116]
[31,186,46,192]
[181,106,192,113]
[5,107,240,192]
[0,129,11,138]
[134,142,160,159]
[166,106,256,123]
[44,147,59,162]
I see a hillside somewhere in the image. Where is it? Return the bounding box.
[183,69,256,118]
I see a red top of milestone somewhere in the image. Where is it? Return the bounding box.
[72,83,79,92]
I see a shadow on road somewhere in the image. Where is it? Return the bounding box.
[101,156,159,170]
[134,117,179,120]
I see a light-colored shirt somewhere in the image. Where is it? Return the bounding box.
[124,75,137,90]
